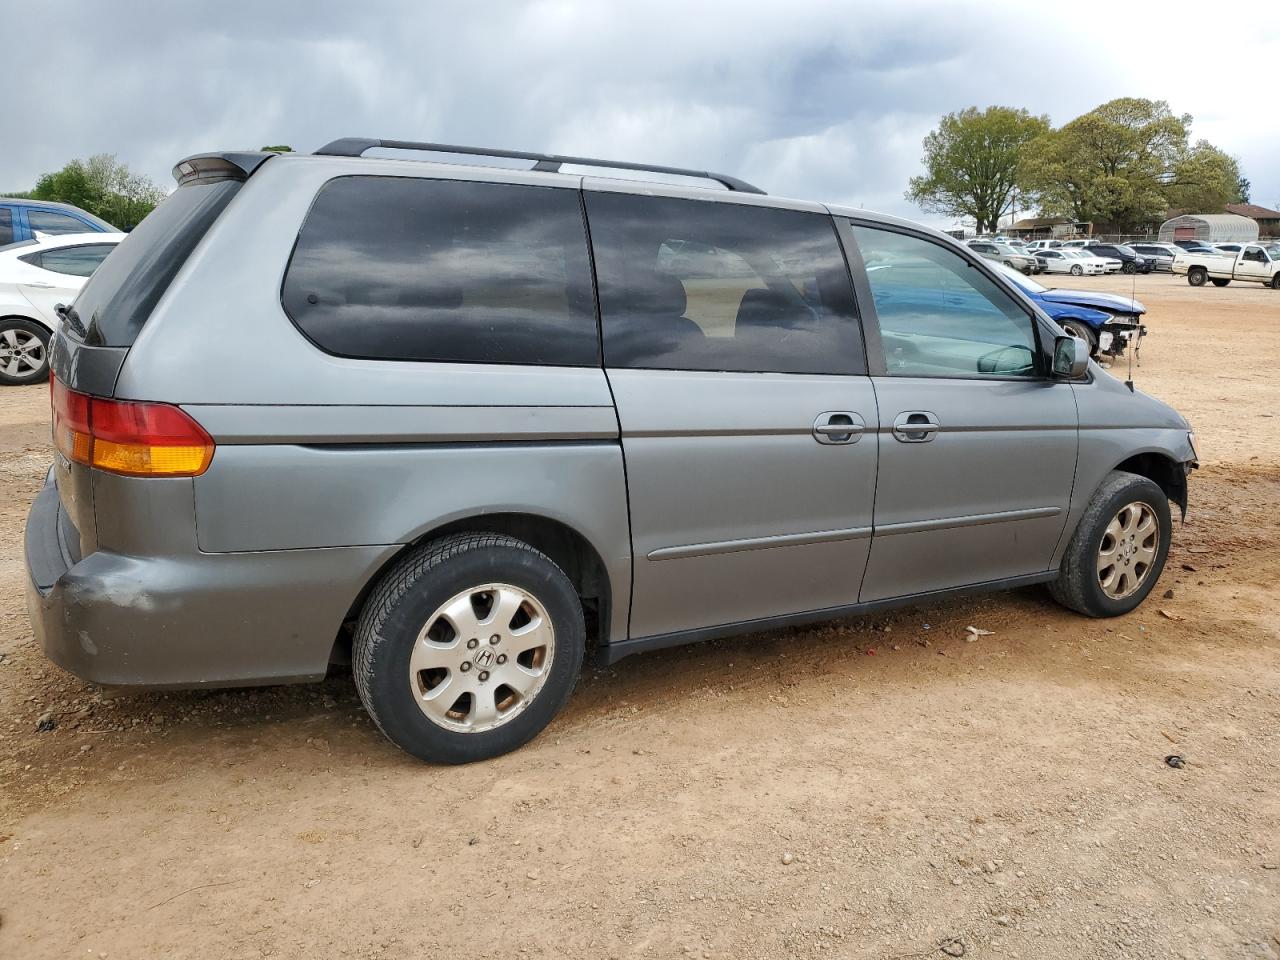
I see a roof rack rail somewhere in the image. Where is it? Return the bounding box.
[312,138,765,195]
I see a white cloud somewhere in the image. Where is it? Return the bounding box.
[4,1,1277,220]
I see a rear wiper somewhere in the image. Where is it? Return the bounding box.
[55,304,87,338]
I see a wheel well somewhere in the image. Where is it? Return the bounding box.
[1059,315,1097,331]
[1,313,52,333]
[329,513,613,668]
[1114,453,1187,518]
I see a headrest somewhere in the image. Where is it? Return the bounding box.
[636,270,688,318]
[735,288,793,330]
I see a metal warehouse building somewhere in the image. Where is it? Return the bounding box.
[1158,213,1259,243]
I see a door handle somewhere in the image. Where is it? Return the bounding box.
[893,411,941,442]
[813,411,864,445]
[25,282,54,289]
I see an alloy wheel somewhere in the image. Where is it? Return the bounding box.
[408,583,555,733]
[1097,502,1159,600]
[0,328,47,381]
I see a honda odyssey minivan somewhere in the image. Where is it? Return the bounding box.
[25,139,1197,763]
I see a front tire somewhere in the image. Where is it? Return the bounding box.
[1270,274,1280,290]
[353,532,586,764]
[0,319,51,386]
[1050,471,1172,617]
[1070,264,1084,277]
[1122,262,1136,274]
[1060,319,1097,355]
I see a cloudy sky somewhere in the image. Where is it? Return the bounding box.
[6,1,1278,225]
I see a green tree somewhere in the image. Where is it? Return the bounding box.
[29,154,167,230]
[1235,176,1251,204]
[260,145,294,153]
[906,106,1050,233]
[1164,141,1242,214]
[1020,98,1191,231]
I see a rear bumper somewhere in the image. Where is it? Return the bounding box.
[25,468,398,689]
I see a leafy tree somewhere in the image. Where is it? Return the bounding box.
[906,106,1050,234]
[28,154,167,230]
[1020,98,1192,231]
[30,161,102,214]
[1164,141,1241,214]
[260,145,294,153]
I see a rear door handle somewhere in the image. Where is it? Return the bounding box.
[813,411,865,445]
[892,411,941,442]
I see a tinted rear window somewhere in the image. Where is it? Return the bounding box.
[586,192,864,375]
[0,208,12,245]
[281,176,598,366]
[69,180,240,346]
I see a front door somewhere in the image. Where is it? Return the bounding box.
[844,220,1078,602]
[1236,246,1271,282]
[586,188,878,640]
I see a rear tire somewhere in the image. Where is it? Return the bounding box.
[1210,278,1230,287]
[1188,268,1207,287]
[0,319,51,386]
[1050,471,1171,618]
[353,532,586,764]
[1270,275,1280,290]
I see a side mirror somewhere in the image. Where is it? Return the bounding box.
[1053,334,1090,379]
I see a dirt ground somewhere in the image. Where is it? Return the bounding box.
[1,274,1278,960]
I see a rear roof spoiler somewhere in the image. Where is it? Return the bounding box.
[172,152,275,186]
[313,137,766,195]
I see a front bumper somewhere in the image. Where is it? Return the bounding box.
[25,469,397,689]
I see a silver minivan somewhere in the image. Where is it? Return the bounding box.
[25,140,1198,763]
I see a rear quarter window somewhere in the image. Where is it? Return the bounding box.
[281,176,599,366]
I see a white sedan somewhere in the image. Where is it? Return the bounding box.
[0,232,123,385]
[1075,249,1122,273]
[1035,248,1106,276]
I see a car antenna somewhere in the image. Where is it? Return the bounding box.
[1125,252,1138,392]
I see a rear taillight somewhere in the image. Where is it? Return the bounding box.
[50,376,214,477]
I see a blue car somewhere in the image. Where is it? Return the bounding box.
[995,263,1145,358]
[0,199,116,246]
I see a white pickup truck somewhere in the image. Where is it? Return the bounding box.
[1172,243,1280,289]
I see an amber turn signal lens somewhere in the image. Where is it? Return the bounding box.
[50,377,215,478]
